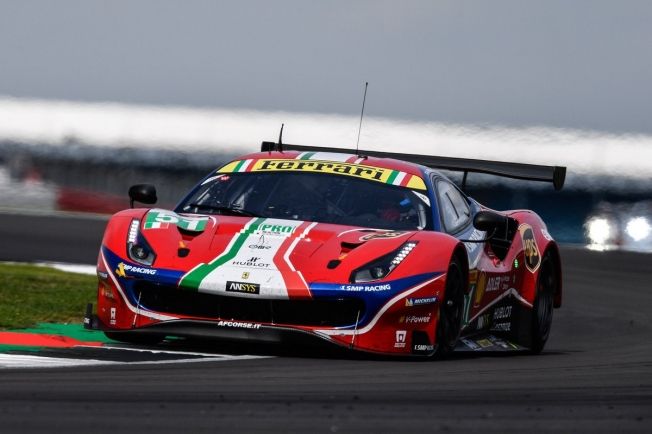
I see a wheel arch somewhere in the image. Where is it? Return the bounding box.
[451,243,470,293]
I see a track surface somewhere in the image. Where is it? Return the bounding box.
[0,211,651,433]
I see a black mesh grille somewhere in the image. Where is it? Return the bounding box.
[133,282,364,328]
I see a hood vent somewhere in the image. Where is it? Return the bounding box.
[328,241,366,269]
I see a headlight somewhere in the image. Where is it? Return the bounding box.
[351,242,417,283]
[127,219,156,266]
[625,216,651,242]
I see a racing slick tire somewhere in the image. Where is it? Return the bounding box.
[529,252,556,354]
[433,256,465,358]
[104,331,164,345]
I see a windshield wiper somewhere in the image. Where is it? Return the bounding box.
[187,203,260,217]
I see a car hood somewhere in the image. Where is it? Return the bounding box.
[136,209,417,299]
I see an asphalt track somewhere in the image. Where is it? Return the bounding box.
[0,211,651,433]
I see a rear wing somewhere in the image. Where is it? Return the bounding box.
[260,141,566,191]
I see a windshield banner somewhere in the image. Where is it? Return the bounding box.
[218,159,427,190]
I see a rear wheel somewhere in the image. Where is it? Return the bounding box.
[104,331,164,345]
[530,252,556,353]
[433,257,465,358]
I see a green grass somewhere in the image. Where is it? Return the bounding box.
[0,263,96,329]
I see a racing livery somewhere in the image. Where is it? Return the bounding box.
[86,142,565,357]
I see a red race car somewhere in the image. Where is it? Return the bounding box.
[85,141,566,357]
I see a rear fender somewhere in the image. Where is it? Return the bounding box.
[509,211,562,308]
[544,242,563,308]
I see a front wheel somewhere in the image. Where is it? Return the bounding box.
[529,252,556,353]
[433,257,465,358]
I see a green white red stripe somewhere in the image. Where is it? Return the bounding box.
[233,159,254,172]
[179,218,316,299]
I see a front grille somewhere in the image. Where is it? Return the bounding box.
[132,282,364,328]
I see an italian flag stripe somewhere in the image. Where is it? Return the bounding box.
[299,152,315,160]
[179,217,265,290]
[273,221,316,299]
[393,171,407,186]
[233,160,247,172]
[386,170,399,185]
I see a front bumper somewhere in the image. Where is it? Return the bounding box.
[95,248,447,356]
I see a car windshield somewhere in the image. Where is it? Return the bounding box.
[177,172,433,230]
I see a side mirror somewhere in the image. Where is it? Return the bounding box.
[128,184,157,208]
[473,210,508,233]
[473,210,517,260]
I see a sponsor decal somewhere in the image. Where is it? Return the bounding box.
[394,330,407,348]
[97,271,109,280]
[400,314,432,324]
[485,276,502,293]
[216,320,261,330]
[100,286,115,301]
[144,209,209,232]
[477,313,490,330]
[461,338,480,350]
[469,269,478,285]
[413,191,431,206]
[110,307,116,325]
[462,292,473,326]
[413,344,434,352]
[230,256,271,268]
[491,322,511,332]
[476,339,493,348]
[474,274,509,303]
[248,243,272,250]
[519,224,541,273]
[359,230,408,241]
[405,296,438,307]
[464,230,485,253]
[115,262,157,278]
[473,272,487,307]
[226,280,261,295]
[218,159,428,191]
[115,263,126,278]
[241,272,250,280]
[340,284,392,292]
[493,305,512,320]
[257,223,296,235]
[487,335,511,349]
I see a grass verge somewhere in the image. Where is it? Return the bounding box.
[0,263,96,329]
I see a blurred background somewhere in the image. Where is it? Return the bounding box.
[1,0,650,250]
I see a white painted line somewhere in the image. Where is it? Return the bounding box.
[0,261,97,275]
[92,344,270,359]
[0,352,271,369]
[0,354,116,368]
[35,262,97,275]
[0,207,110,220]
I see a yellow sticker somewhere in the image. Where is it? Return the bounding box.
[218,159,427,190]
